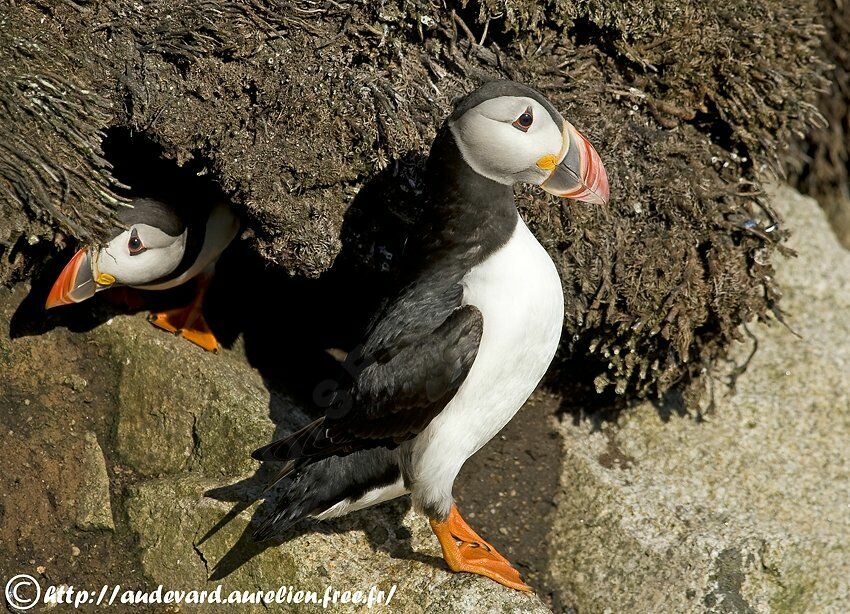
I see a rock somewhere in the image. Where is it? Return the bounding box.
[97,314,548,611]
[75,432,115,531]
[126,476,550,613]
[548,184,850,611]
[98,319,286,477]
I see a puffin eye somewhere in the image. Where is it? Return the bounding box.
[128,229,146,255]
[512,107,534,132]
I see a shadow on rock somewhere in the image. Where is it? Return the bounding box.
[201,497,437,583]
[206,151,428,406]
[200,152,432,578]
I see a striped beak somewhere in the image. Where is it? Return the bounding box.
[45,248,97,309]
[540,121,609,205]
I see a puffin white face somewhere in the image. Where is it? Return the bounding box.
[46,199,189,309]
[448,88,609,205]
[450,96,564,186]
[94,223,187,287]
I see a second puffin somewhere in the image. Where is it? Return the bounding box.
[45,198,238,351]
[252,80,609,591]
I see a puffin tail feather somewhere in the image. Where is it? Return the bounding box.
[252,448,403,542]
[252,498,309,541]
[251,417,332,463]
[251,462,328,541]
[260,460,297,495]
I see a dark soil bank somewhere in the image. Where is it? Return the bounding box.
[2,0,844,400]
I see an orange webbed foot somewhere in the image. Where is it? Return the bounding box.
[149,307,219,352]
[430,504,532,593]
[147,275,219,352]
[148,306,219,352]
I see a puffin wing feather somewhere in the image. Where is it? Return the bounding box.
[344,302,483,441]
[251,284,482,465]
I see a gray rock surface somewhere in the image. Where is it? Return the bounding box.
[75,431,115,531]
[548,184,850,612]
[102,320,279,478]
[96,317,549,612]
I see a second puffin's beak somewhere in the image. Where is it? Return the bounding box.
[45,248,112,309]
[539,121,609,205]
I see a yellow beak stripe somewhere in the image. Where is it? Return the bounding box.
[536,154,558,171]
[96,273,116,286]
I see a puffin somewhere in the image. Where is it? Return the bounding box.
[251,80,609,591]
[45,198,239,351]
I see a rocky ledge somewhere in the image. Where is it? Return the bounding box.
[1,184,847,612]
[548,184,850,612]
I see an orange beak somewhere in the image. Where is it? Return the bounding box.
[45,248,97,309]
[540,120,609,205]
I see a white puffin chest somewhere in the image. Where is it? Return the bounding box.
[462,213,564,403]
[432,214,564,455]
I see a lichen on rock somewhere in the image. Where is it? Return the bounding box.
[95,316,285,477]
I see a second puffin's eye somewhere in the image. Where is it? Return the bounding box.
[512,107,534,132]
[128,229,145,255]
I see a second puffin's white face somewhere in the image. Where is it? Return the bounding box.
[94,223,187,287]
[448,95,565,186]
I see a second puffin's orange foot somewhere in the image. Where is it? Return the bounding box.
[148,310,183,334]
[176,325,219,352]
[148,310,219,352]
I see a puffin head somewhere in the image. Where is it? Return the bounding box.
[447,80,609,205]
[45,198,188,309]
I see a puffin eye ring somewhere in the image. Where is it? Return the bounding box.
[512,107,534,132]
[128,229,146,256]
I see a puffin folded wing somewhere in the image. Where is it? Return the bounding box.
[251,304,483,466]
[346,304,483,441]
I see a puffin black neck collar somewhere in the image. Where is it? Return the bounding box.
[417,126,518,271]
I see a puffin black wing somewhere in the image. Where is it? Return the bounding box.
[345,302,483,439]
[252,285,482,467]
